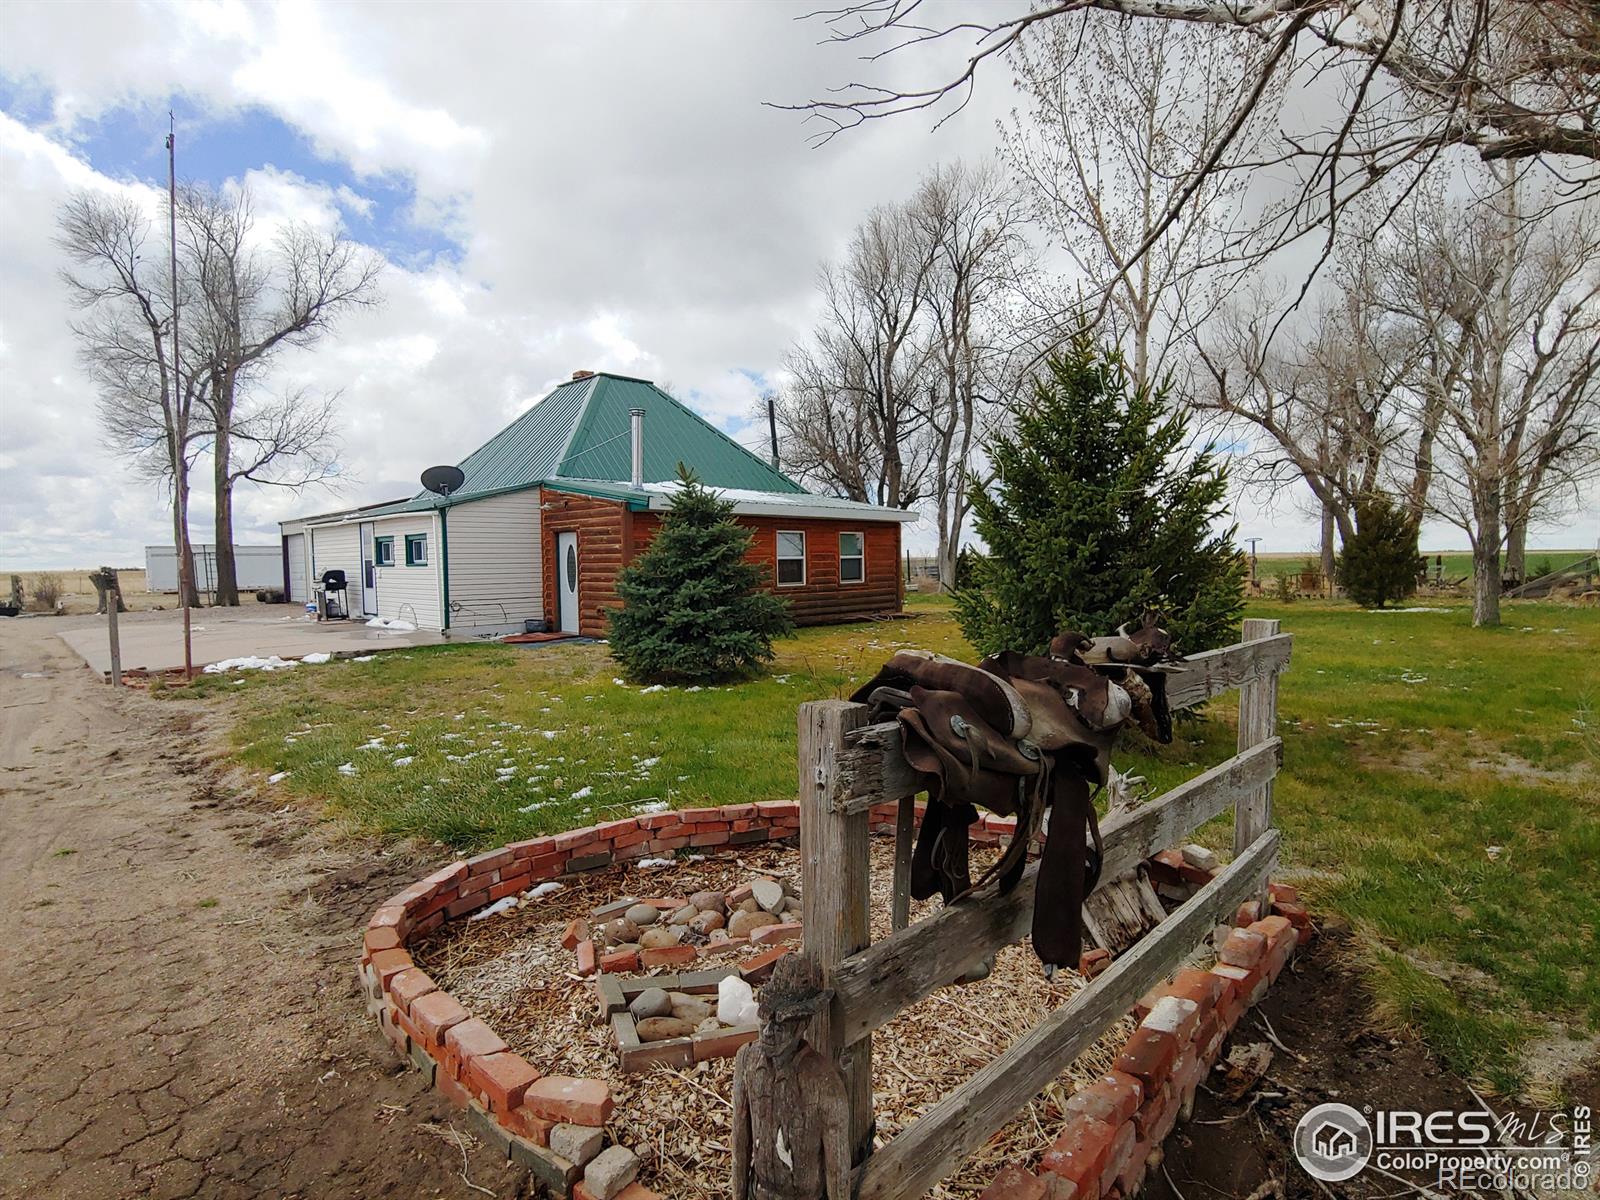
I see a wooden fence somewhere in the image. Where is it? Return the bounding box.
[796,618,1291,1199]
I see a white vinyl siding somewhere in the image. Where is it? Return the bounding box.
[309,523,361,598]
[446,490,544,631]
[285,533,307,602]
[371,514,442,629]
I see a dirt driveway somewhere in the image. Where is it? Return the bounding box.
[0,619,526,1199]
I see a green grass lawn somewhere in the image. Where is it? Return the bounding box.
[189,595,1597,1096]
[1252,548,1593,582]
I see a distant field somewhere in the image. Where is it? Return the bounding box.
[1,567,269,614]
[1250,549,1592,582]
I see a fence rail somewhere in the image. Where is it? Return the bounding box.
[795,618,1290,1199]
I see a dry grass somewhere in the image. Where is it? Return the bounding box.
[412,837,1133,1199]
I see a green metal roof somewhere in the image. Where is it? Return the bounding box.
[365,372,804,515]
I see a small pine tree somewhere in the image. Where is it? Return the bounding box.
[608,465,794,683]
[1337,495,1422,607]
[954,335,1246,657]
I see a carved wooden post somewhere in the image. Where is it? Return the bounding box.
[1233,617,1280,906]
[798,699,875,1168]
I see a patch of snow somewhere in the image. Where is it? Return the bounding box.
[392,756,414,767]
[1366,606,1448,613]
[571,786,593,800]
[469,896,518,921]
[635,857,674,869]
[365,617,417,631]
[203,655,298,673]
[268,771,290,784]
[301,652,332,664]
[337,762,357,776]
[634,799,669,814]
[352,654,376,662]
[526,881,564,899]
[639,684,667,694]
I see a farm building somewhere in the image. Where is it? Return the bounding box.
[279,371,916,637]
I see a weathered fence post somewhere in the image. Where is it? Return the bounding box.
[890,795,915,932]
[1233,617,1280,907]
[797,699,875,1169]
[91,567,123,687]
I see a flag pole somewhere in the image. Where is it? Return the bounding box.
[168,112,194,679]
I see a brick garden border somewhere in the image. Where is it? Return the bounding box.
[361,798,1311,1198]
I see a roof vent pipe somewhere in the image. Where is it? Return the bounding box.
[630,408,645,490]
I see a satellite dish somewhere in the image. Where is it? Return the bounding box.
[421,464,465,497]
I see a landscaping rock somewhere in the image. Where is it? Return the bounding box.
[625,903,660,927]
[779,896,801,916]
[708,928,730,944]
[1181,844,1220,872]
[669,996,712,1024]
[736,897,760,915]
[549,1123,605,1168]
[696,1016,721,1034]
[688,909,725,935]
[728,909,780,938]
[751,878,785,914]
[628,988,671,1020]
[668,904,698,925]
[717,974,759,1026]
[584,1146,640,1200]
[690,890,725,914]
[606,918,640,945]
[639,926,682,950]
[635,1016,696,1042]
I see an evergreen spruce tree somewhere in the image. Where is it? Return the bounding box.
[955,334,1246,657]
[608,466,793,683]
[1336,495,1422,607]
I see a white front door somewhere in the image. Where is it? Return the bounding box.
[359,522,378,616]
[557,531,579,632]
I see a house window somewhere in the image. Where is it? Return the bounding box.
[374,536,394,567]
[405,533,428,566]
[839,532,865,584]
[776,530,805,586]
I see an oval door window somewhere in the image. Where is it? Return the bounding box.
[565,544,578,590]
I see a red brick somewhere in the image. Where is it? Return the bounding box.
[1065,1071,1143,1126]
[1040,1117,1118,1191]
[576,1185,662,1200]
[678,806,723,822]
[1267,881,1299,905]
[554,829,599,852]
[690,830,731,847]
[363,925,402,958]
[1167,968,1227,1014]
[720,803,756,818]
[444,1018,509,1079]
[740,946,792,983]
[459,871,498,896]
[435,1069,472,1109]
[467,846,517,873]
[369,947,414,987]
[612,828,652,849]
[411,990,470,1047]
[1079,948,1112,979]
[561,919,589,951]
[522,1075,613,1125]
[593,818,638,841]
[641,944,696,968]
[468,1050,540,1113]
[641,897,688,911]
[1132,1080,1173,1138]
[389,968,438,1014]
[1218,928,1267,968]
[489,878,525,902]
[979,1165,1048,1200]
[1232,899,1263,927]
[1248,915,1294,945]
[575,940,598,977]
[1273,900,1312,934]
[421,860,468,888]
[505,1105,555,1145]
[446,891,490,919]
[369,904,408,932]
[754,801,798,818]
[648,837,690,853]
[1114,1027,1179,1088]
[527,852,565,877]
[599,948,638,974]
[1098,1121,1138,1198]
[507,837,555,859]
[1119,1135,1155,1195]
[750,921,802,946]
[726,883,754,904]
[1141,995,1201,1044]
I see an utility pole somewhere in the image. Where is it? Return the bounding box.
[168,113,194,678]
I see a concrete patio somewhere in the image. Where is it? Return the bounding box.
[51,605,449,676]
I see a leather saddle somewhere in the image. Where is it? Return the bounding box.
[850,616,1179,975]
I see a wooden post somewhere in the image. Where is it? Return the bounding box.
[890,795,915,932]
[798,699,875,1168]
[92,568,123,686]
[1233,618,1280,908]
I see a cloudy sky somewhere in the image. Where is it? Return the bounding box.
[0,0,1578,570]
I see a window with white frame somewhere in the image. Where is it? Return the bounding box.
[776,530,805,586]
[405,533,428,566]
[839,531,864,583]
[374,536,394,567]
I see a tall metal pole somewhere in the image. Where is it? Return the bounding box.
[168,113,194,678]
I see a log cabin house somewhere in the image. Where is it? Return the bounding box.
[279,371,916,637]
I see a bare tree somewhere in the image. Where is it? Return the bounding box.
[907,161,1031,585]
[1380,167,1600,625]
[57,191,204,607]
[787,2,1600,304]
[777,201,940,508]
[180,184,380,603]
[1001,12,1283,390]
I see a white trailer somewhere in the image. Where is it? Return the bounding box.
[143,544,285,594]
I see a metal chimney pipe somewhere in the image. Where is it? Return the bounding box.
[630,408,645,490]
[767,396,780,470]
